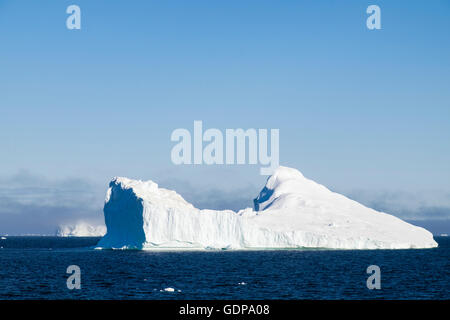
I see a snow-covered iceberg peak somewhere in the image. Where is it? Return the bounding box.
[254,166,320,211]
[97,167,438,250]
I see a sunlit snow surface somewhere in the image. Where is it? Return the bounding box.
[97,167,437,250]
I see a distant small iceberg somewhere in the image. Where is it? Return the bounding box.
[57,221,106,237]
[160,287,180,293]
[1,237,6,240]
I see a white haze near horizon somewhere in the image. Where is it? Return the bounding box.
[0,169,449,236]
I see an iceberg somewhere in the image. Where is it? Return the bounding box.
[57,221,106,237]
[97,166,437,250]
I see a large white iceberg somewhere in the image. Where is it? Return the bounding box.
[97,166,437,250]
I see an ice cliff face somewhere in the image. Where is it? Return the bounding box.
[97,167,438,250]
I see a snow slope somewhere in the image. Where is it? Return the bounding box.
[57,221,106,237]
[96,167,437,250]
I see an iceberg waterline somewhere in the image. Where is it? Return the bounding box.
[97,166,438,250]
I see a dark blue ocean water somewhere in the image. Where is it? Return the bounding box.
[0,236,448,300]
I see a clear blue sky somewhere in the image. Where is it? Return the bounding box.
[0,1,449,234]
